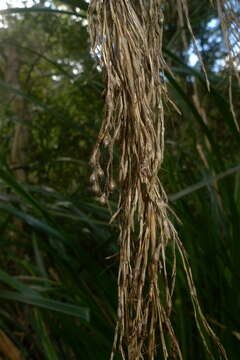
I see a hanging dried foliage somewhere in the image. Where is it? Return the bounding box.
[88,1,228,359]
[178,0,240,131]
[213,0,240,131]
[212,0,240,78]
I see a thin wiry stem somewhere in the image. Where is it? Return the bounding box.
[212,0,240,131]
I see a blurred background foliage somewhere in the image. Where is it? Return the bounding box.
[0,0,239,359]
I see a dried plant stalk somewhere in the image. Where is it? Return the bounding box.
[213,0,240,131]
[213,0,240,78]
[88,1,228,359]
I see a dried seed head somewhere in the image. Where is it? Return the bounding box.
[89,157,96,168]
[91,183,100,194]
[103,133,111,147]
[89,149,99,168]
[117,308,122,319]
[98,193,107,205]
[109,179,116,191]
[97,166,104,177]
[146,143,153,154]
[90,172,97,183]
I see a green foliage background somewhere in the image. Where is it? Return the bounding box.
[0,0,239,359]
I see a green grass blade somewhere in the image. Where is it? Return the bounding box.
[0,7,86,18]
[0,269,36,295]
[33,235,48,279]
[33,309,59,360]
[0,203,64,240]
[169,164,240,201]
[0,291,90,321]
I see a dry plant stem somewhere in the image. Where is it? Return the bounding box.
[212,0,240,131]
[88,1,228,359]
[178,0,210,90]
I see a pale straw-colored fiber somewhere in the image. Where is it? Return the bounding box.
[88,1,229,359]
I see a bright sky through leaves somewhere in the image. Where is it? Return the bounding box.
[0,0,34,9]
[0,1,47,27]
